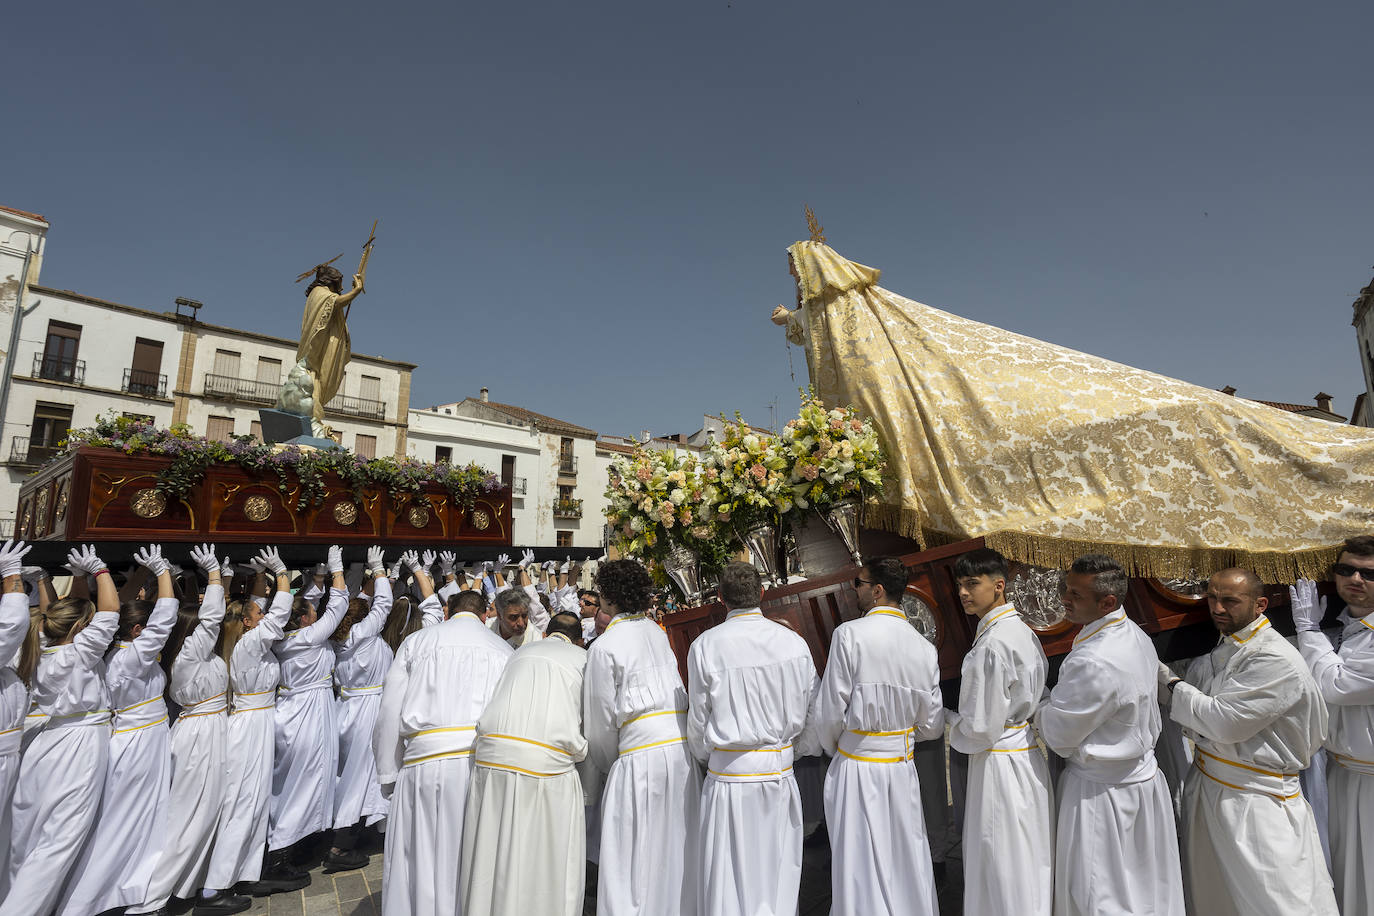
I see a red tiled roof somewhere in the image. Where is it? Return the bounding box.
[0,203,46,223]
[474,399,597,438]
[1250,399,1348,422]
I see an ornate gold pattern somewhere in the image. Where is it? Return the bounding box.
[407,506,430,529]
[131,488,167,519]
[804,204,825,243]
[244,495,272,522]
[334,501,359,526]
[788,239,1374,583]
[54,481,69,521]
[18,500,30,536]
[471,508,491,531]
[34,489,49,537]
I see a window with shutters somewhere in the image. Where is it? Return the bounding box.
[212,349,241,377]
[250,420,263,442]
[27,402,74,464]
[206,415,235,442]
[40,321,82,382]
[126,338,165,396]
[359,375,381,401]
[355,434,377,459]
[257,357,281,384]
[556,531,573,548]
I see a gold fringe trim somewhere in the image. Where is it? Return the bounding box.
[982,530,1342,585]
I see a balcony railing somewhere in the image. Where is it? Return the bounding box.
[35,353,85,384]
[553,497,583,519]
[122,368,168,398]
[512,476,527,496]
[9,436,61,466]
[558,454,578,475]
[204,373,279,405]
[326,392,385,420]
[0,518,13,538]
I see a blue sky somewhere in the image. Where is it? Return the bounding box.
[4,2,1371,437]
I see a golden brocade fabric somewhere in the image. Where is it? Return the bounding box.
[298,285,350,408]
[786,240,1374,582]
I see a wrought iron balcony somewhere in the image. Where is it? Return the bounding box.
[553,497,583,519]
[326,393,386,420]
[512,476,527,496]
[203,373,279,405]
[35,353,85,384]
[0,518,13,538]
[9,436,61,467]
[558,454,578,475]
[122,368,168,398]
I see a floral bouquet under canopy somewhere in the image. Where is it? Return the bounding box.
[699,416,795,531]
[604,448,733,579]
[780,392,886,511]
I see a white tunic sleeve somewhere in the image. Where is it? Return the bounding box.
[1036,654,1118,757]
[296,587,348,646]
[525,584,550,634]
[72,609,120,667]
[0,592,31,662]
[181,584,225,661]
[418,593,444,628]
[373,638,412,789]
[349,578,392,643]
[948,646,1013,754]
[813,630,853,755]
[129,596,180,667]
[1172,650,1304,744]
[1298,628,1374,706]
[686,642,712,763]
[581,643,620,776]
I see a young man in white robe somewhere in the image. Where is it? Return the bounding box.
[1159,567,1337,916]
[373,579,513,916]
[1035,554,1183,916]
[945,547,1053,916]
[582,559,701,916]
[460,612,590,916]
[812,556,944,916]
[686,561,821,916]
[1291,535,1374,914]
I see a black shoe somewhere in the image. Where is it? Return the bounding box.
[191,891,252,915]
[322,847,369,873]
[236,872,311,895]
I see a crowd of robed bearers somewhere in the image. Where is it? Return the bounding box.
[1,533,1372,916]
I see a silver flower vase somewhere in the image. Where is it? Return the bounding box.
[663,541,704,605]
[742,522,785,587]
[821,498,863,566]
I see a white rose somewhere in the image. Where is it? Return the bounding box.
[669,488,686,506]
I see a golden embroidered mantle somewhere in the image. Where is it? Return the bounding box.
[786,240,1374,582]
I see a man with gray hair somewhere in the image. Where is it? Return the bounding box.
[1035,554,1183,915]
[686,561,820,916]
[489,587,542,649]
[1158,567,1336,916]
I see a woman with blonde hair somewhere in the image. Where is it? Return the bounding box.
[266,546,348,878]
[328,545,393,870]
[58,545,178,916]
[205,546,304,898]
[131,544,242,916]
[0,544,119,916]
[0,539,34,896]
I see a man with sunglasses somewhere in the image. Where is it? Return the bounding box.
[1291,535,1374,914]
[812,557,943,915]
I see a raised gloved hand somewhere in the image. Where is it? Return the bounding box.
[496,553,512,570]
[1289,579,1326,634]
[560,557,572,574]
[388,558,403,579]
[255,546,287,576]
[135,544,172,577]
[439,551,457,576]
[220,556,235,581]
[367,545,386,575]
[0,539,31,578]
[248,556,267,575]
[327,545,344,575]
[188,543,218,576]
[420,550,437,571]
[400,550,421,572]
[542,559,557,574]
[482,560,494,575]
[519,549,536,569]
[66,544,107,577]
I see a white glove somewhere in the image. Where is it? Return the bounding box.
[401,550,421,572]
[482,560,493,574]
[189,543,218,575]
[1157,661,1177,690]
[421,550,437,571]
[0,540,31,578]
[1289,579,1326,633]
[439,551,456,576]
[367,545,386,574]
[519,549,535,568]
[134,545,172,577]
[560,557,571,574]
[496,553,512,570]
[542,560,557,574]
[20,565,48,589]
[388,559,402,579]
[248,556,267,575]
[256,546,287,576]
[66,544,106,577]
[327,545,344,574]
[220,556,234,581]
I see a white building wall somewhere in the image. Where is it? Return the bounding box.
[0,209,47,395]
[407,407,546,546]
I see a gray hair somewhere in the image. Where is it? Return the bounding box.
[493,588,531,615]
[1069,554,1129,609]
[718,561,763,610]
